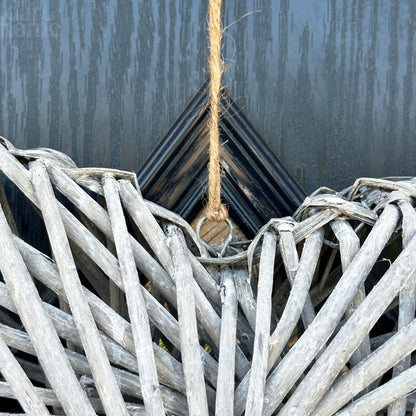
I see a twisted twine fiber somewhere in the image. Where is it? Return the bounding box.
[206,0,228,222]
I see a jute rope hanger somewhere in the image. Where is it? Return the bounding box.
[206,0,228,222]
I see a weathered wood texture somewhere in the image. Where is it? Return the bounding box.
[0,336,50,416]
[0,203,95,414]
[215,266,238,416]
[388,199,416,416]
[245,231,277,416]
[0,141,415,416]
[103,175,165,416]
[166,224,209,416]
[32,160,129,416]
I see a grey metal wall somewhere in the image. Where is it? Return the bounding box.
[0,0,414,194]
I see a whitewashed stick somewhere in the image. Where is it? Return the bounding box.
[331,220,371,369]
[345,290,369,363]
[235,308,255,357]
[60,161,246,349]
[0,280,186,394]
[0,335,50,416]
[189,253,256,364]
[234,228,323,416]
[191,267,250,380]
[0,152,235,380]
[179,255,250,380]
[312,317,416,416]
[13,234,218,389]
[262,204,400,416]
[145,199,208,256]
[334,365,416,416]
[233,267,257,331]
[46,163,178,303]
[189,262,254,361]
[0,151,177,317]
[109,274,123,316]
[103,175,165,416]
[46,159,244,369]
[77,204,107,242]
[119,180,252,368]
[31,161,129,416]
[9,162,212,388]
[0,381,149,415]
[63,164,204,255]
[16,234,178,377]
[124,405,147,416]
[215,266,238,416]
[0,323,188,416]
[0,414,41,416]
[120,181,221,311]
[189,255,222,312]
[64,195,178,307]
[0,380,60,407]
[188,254,253,360]
[118,179,174,275]
[196,212,332,268]
[245,232,277,416]
[0,205,95,416]
[278,223,317,328]
[389,199,416,416]
[57,297,76,352]
[0,152,188,407]
[0,381,121,415]
[166,224,209,416]
[120,179,254,350]
[279,208,416,416]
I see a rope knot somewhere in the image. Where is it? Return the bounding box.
[206,202,228,222]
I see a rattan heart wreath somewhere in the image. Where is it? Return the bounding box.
[0,137,415,416]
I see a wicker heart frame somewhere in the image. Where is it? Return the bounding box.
[0,137,415,416]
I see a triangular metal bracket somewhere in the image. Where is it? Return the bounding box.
[138,81,305,237]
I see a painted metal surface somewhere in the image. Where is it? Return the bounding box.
[0,0,414,195]
[138,82,305,237]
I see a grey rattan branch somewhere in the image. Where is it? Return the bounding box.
[0,137,415,415]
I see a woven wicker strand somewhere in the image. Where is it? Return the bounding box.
[0,138,415,415]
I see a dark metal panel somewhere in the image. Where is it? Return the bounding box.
[0,0,414,196]
[0,0,209,170]
[137,83,305,237]
[222,0,416,192]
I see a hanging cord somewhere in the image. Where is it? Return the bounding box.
[206,0,228,222]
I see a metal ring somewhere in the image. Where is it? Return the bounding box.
[195,215,234,257]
